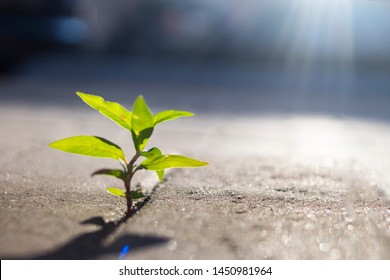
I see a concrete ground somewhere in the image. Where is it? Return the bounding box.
[1,105,389,259]
[1,54,390,259]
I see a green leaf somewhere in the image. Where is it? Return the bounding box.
[49,136,126,161]
[131,95,154,134]
[132,128,154,152]
[106,187,126,197]
[156,170,164,182]
[76,92,132,131]
[131,190,145,199]
[106,188,144,199]
[91,169,126,181]
[154,110,194,126]
[131,96,154,151]
[142,147,165,181]
[141,147,163,159]
[142,154,208,171]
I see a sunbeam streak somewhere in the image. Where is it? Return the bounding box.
[271,0,356,112]
[278,0,354,68]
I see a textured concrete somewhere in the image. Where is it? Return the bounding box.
[1,105,389,259]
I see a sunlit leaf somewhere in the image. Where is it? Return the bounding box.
[156,170,164,182]
[131,128,154,153]
[142,154,208,170]
[153,110,194,126]
[107,188,144,199]
[76,92,132,131]
[91,169,126,180]
[49,136,126,161]
[142,147,165,181]
[131,190,145,199]
[107,187,126,197]
[142,147,162,159]
[131,95,154,134]
[131,95,154,151]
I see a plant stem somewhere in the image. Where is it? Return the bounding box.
[124,151,141,215]
[124,173,133,216]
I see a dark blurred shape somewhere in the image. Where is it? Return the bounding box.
[120,1,228,56]
[0,0,87,73]
[1,0,389,73]
[81,0,390,66]
[80,216,106,227]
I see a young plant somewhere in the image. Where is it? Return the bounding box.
[49,92,208,215]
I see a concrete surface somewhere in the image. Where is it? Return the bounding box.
[1,105,390,259]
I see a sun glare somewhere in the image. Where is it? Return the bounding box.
[280,0,354,66]
[271,0,356,110]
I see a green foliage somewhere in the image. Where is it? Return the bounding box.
[49,92,208,215]
[131,96,154,151]
[153,110,194,126]
[131,95,154,135]
[130,190,145,199]
[92,169,126,181]
[76,92,132,131]
[49,136,125,161]
[106,188,145,199]
[107,187,126,197]
[141,155,208,170]
[142,147,164,181]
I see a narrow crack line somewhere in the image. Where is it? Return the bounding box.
[123,169,176,219]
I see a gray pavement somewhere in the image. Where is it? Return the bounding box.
[1,105,390,259]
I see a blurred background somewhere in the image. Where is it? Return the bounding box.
[0,0,389,118]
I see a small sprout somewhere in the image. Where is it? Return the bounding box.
[49,92,208,216]
[106,188,126,197]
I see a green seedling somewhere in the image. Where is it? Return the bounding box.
[49,92,208,215]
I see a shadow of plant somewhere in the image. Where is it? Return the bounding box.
[30,214,169,260]
[0,177,173,260]
[1,197,169,260]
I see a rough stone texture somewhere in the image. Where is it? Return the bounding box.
[1,105,389,259]
[108,160,389,260]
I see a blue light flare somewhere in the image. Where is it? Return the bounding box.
[119,245,130,260]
